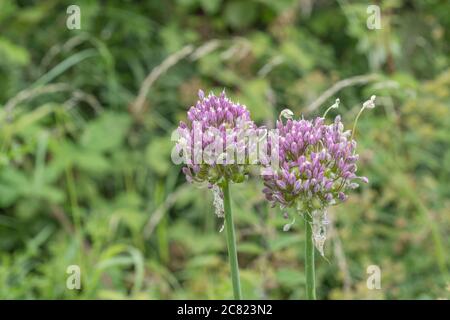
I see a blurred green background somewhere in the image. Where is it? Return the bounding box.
[0,0,449,299]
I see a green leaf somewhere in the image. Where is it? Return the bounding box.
[0,169,29,207]
[200,0,222,14]
[0,37,30,66]
[224,1,257,29]
[81,112,131,152]
[76,151,110,174]
[276,267,306,287]
[146,136,173,176]
[238,242,264,255]
[268,234,301,252]
[238,79,273,122]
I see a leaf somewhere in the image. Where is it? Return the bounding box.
[146,136,173,176]
[224,1,258,29]
[276,268,305,287]
[0,37,30,66]
[0,168,29,207]
[281,42,314,71]
[81,112,131,152]
[268,234,301,252]
[200,0,222,14]
[76,151,110,174]
[238,242,264,255]
[238,79,273,122]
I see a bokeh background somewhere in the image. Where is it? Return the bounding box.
[0,0,449,299]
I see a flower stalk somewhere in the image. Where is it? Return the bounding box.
[262,96,375,299]
[304,212,316,300]
[351,95,376,141]
[222,178,242,300]
[176,90,253,299]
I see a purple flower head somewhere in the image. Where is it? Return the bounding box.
[262,114,368,211]
[176,90,260,186]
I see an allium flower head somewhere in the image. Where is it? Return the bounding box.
[176,90,258,187]
[261,96,375,256]
[262,115,368,211]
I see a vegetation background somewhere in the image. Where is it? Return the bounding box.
[0,0,449,299]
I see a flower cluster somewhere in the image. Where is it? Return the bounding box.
[262,115,368,211]
[176,90,257,187]
[261,112,370,255]
[175,89,374,256]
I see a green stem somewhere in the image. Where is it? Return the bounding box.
[305,212,316,300]
[351,106,366,141]
[222,179,242,300]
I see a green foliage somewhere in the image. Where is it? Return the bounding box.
[0,0,449,299]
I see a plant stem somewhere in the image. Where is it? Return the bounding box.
[222,179,242,300]
[305,212,316,300]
